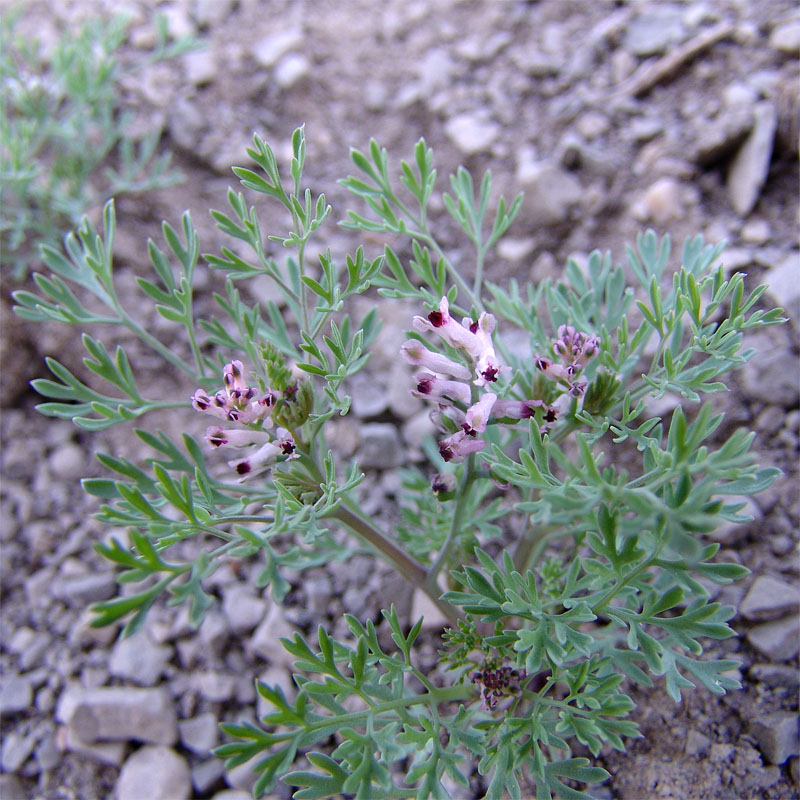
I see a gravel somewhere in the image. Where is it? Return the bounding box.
[2,0,798,798]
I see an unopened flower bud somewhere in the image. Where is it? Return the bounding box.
[431,472,457,499]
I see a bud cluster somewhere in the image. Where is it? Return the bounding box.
[534,324,600,401]
[192,360,298,480]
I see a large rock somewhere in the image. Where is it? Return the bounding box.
[727,102,778,215]
[747,616,800,661]
[750,712,800,765]
[740,575,800,621]
[516,160,582,226]
[57,686,178,745]
[116,746,191,800]
[109,630,173,686]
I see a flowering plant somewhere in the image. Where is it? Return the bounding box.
[14,127,785,799]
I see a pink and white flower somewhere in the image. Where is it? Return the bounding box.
[438,429,488,462]
[205,427,271,449]
[400,340,472,380]
[412,372,472,405]
[227,428,297,480]
[462,392,496,436]
[192,360,275,425]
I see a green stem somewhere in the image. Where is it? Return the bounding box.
[425,455,475,592]
[297,236,310,332]
[119,310,197,378]
[302,684,473,737]
[473,245,485,305]
[384,189,477,308]
[512,523,554,575]
[332,504,461,626]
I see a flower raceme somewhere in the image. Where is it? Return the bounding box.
[412,296,505,387]
[192,360,276,425]
[406,299,600,462]
[193,361,296,479]
[533,325,601,399]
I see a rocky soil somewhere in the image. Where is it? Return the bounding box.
[1,1,798,799]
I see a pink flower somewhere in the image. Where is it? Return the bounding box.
[412,296,482,355]
[412,372,472,405]
[192,361,275,425]
[462,392,496,435]
[533,356,571,383]
[438,430,487,462]
[227,428,297,480]
[205,427,271,449]
[493,398,540,420]
[228,441,282,479]
[412,298,507,387]
[400,340,472,380]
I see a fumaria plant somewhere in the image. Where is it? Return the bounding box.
[14,126,785,799]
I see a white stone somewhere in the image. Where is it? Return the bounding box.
[274,53,310,89]
[727,101,778,216]
[249,603,295,668]
[576,111,609,140]
[60,724,127,766]
[193,0,235,26]
[764,252,800,322]
[740,575,800,621]
[116,745,191,800]
[411,588,450,631]
[57,686,177,745]
[516,161,582,226]
[740,219,771,245]
[357,423,405,469]
[109,629,173,686]
[192,671,237,702]
[0,676,32,717]
[221,585,268,634]
[497,237,535,262]
[184,49,217,86]
[747,616,800,661]
[252,30,303,68]
[641,177,683,225]
[178,712,219,756]
[47,442,85,476]
[769,20,800,54]
[444,112,500,155]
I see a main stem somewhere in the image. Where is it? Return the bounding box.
[331,504,461,626]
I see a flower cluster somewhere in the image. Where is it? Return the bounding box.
[192,361,296,479]
[534,325,600,400]
[403,297,506,463]
[404,297,576,462]
[472,665,525,710]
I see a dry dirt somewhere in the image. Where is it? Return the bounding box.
[1,1,798,799]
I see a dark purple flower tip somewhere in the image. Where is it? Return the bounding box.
[544,408,557,423]
[534,357,551,371]
[416,377,434,394]
[438,442,455,461]
[283,382,298,401]
[280,440,295,455]
[482,365,499,382]
[428,310,445,327]
[236,461,251,475]
[469,320,479,334]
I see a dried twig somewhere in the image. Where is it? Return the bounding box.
[620,22,734,98]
